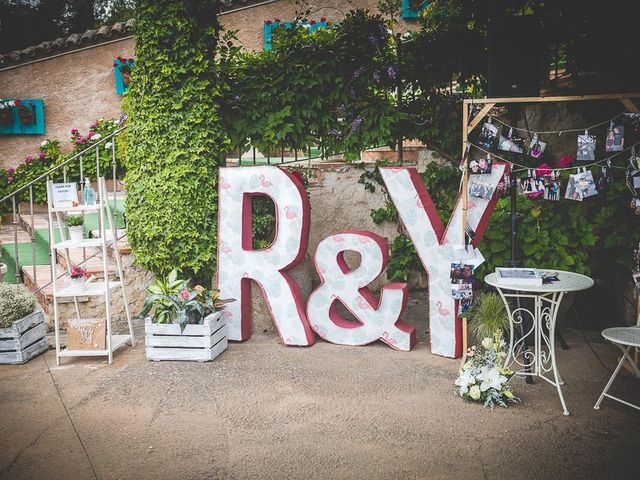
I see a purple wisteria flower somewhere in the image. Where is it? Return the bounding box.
[387,66,396,80]
[329,128,343,139]
[352,67,364,79]
[373,70,380,83]
[350,116,363,133]
[118,112,127,127]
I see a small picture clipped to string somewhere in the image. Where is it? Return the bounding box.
[529,134,547,159]
[478,121,498,149]
[469,154,492,174]
[605,122,624,152]
[498,127,524,154]
[577,134,596,161]
[565,170,598,201]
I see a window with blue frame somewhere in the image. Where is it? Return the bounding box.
[0,99,45,135]
[113,57,135,95]
[263,19,329,50]
[401,0,428,19]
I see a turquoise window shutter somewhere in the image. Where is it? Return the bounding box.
[0,99,45,135]
[264,20,329,50]
[401,0,428,19]
[114,58,135,95]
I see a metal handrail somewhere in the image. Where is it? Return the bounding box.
[0,126,126,204]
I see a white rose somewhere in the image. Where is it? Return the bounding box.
[41,140,48,147]
[104,142,113,149]
[8,100,15,107]
[469,385,481,400]
[481,338,493,349]
[92,133,102,140]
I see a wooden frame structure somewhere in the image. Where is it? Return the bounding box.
[459,93,640,365]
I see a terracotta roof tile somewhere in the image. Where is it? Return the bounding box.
[0,0,262,68]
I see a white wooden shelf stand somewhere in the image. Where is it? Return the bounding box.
[47,177,135,365]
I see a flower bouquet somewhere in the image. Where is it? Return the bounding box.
[454,332,520,408]
[0,100,15,127]
[69,265,90,290]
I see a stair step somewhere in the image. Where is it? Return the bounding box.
[90,229,131,255]
[56,248,117,277]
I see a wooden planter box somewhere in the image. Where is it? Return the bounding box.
[145,312,227,362]
[0,311,48,364]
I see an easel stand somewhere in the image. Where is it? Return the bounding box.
[47,177,135,365]
[459,93,640,366]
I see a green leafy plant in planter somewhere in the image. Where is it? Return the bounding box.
[65,215,84,227]
[139,270,234,331]
[0,284,37,328]
[467,292,509,344]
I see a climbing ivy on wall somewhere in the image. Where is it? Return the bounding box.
[124,0,230,279]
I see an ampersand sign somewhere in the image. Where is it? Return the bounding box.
[307,230,416,351]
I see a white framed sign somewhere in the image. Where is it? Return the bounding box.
[51,182,78,208]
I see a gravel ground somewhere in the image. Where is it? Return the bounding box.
[0,293,639,480]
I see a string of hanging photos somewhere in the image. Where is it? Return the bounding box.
[459,109,640,207]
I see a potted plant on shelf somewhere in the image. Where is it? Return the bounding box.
[0,283,48,364]
[140,270,235,362]
[65,215,85,242]
[69,265,89,290]
[14,99,35,125]
[0,100,15,127]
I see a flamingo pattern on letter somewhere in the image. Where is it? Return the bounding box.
[260,174,272,188]
[436,300,450,316]
[284,206,298,219]
[220,240,232,254]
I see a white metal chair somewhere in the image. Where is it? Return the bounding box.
[594,327,640,412]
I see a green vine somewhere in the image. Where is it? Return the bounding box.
[124,0,230,280]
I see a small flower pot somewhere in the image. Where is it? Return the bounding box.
[69,277,85,290]
[68,225,84,243]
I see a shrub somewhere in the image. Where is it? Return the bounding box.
[0,284,37,328]
[468,292,509,343]
[65,215,84,227]
[124,0,230,280]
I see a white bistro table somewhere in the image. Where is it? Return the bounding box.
[485,270,594,415]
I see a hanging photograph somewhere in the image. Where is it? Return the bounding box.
[468,180,494,200]
[544,177,561,201]
[451,283,473,300]
[565,171,598,200]
[458,299,472,316]
[498,134,524,154]
[451,263,475,285]
[469,156,492,174]
[477,122,498,148]
[576,134,596,161]
[517,176,545,197]
[529,138,547,159]
[605,124,624,152]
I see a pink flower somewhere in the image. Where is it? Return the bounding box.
[71,128,78,135]
[179,290,189,299]
[25,155,33,163]
[266,20,272,25]
[75,139,82,145]
[7,176,14,183]
[535,163,552,177]
[80,136,87,142]
[558,154,574,168]
[7,167,15,174]
[88,131,95,138]
[38,152,45,159]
